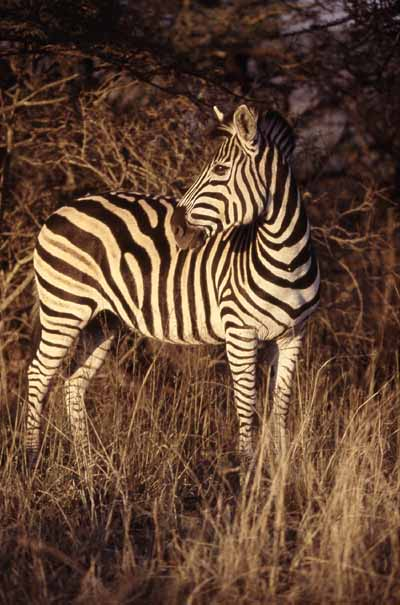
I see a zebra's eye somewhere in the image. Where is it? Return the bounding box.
[213,164,229,176]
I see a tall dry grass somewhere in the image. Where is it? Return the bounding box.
[0,336,399,603]
[1,82,399,603]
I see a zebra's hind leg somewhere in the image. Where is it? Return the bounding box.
[27,316,81,467]
[64,311,119,472]
[269,330,303,460]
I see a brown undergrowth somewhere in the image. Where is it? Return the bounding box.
[1,88,400,603]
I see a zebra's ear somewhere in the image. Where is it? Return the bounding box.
[233,104,257,144]
[259,111,295,161]
[213,106,225,123]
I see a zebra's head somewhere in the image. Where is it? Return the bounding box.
[171,103,295,250]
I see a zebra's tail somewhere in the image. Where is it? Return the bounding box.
[30,279,42,358]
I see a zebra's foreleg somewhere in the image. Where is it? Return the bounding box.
[225,328,258,460]
[270,331,303,458]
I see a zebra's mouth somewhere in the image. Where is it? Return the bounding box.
[171,206,206,250]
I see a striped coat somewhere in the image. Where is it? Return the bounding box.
[27,103,320,465]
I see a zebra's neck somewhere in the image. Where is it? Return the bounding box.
[226,165,311,277]
[255,150,311,273]
[257,195,310,273]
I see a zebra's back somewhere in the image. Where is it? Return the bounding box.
[34,192,225,345]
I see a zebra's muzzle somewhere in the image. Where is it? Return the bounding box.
[171,207,206,250]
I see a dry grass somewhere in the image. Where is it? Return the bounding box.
[1,85,400,603]
[1,338,400,604]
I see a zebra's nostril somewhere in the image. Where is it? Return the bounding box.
[171,207,188,236]
[171,206,186,224]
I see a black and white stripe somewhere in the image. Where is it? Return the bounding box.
[26,104,319,464]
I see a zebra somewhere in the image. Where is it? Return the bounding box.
[26,103,320,468]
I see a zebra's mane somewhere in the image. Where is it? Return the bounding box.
[210,108,295,161]
[259,111,296,161]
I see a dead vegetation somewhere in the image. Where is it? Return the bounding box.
[1,35,400,605]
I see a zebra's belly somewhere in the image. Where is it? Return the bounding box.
[123,307,226,346]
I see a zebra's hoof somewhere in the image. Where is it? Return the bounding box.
[25,449,39,470]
